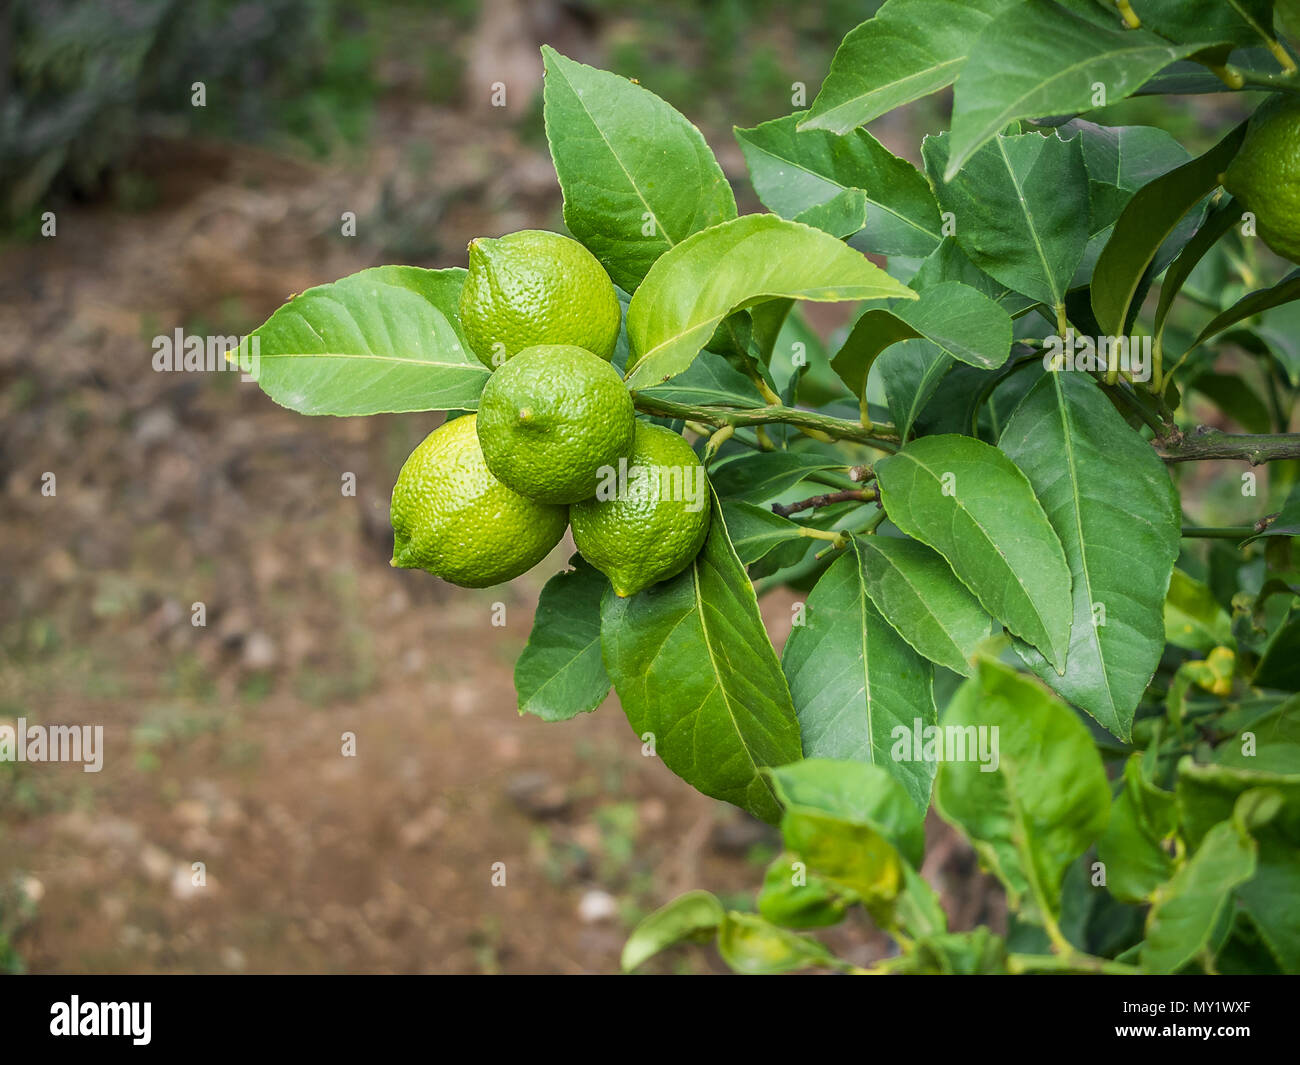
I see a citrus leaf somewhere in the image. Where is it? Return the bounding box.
[1092,122,1248,339]
[1164,568,1235,653]
[1142,818,1258,974]
[237,266,489,416]
[935,660,1111,923]
[768,758,927,866]
[620,890,724,972]
[780,539,938,811]
[792,188,868,238]
[945,1,1203,179]
[1188,268,1300,350]
[601,501,803,824]
[624,214,916,390]
[734,112,943,256]
[832,280,1014,408]
[708,450,843,504]
[875,435,1073,671]
[720,502,806,566]
[717,912,839,974]
[854,535,992,677]
[637,354,766,408]
[923,130,1089,313]
[877,339,955,440]
[799,0,1018,135]
[541,46,736,293]
[999,371,1181,740]
[758,855,853,929]
[1096,755,1178,903]
[515,556,610,723]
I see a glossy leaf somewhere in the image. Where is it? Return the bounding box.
[781,541,939,811]
[946,1,1201,179]
[515,557,610,722]
[238,267,489,416]
[720,502,807,567]
[601,504,802,824]
[935,660,1111,922]
[1092,122,1247,339]
[780,807,904,908]
[923,130,1089,313]
[1188,268,1300,350]
[708,451,843,504]
[875,435,1073,671]
[620,890,724,972]
[734,112,943,255]
[1000,371,1181,739]
[800,0,1017,135]
[624,214,915,389]
[541,46,736,292]
[855,536,991,677]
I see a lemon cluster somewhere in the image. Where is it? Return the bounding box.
[390,230,710,597]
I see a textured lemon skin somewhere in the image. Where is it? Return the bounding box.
[477,345,635,505]
[1224,96,1300,264]
[390,414,568,588]
[570,422,711,597]
[459,230,621,367]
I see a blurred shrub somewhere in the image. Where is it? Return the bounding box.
[0,0,380,223]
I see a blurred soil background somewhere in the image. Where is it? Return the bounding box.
[2,0,1021,973]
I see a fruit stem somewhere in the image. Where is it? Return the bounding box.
[704,423,734,460]
[631,394,901,451]
[1114,0,1140,29]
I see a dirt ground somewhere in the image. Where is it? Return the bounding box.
[0,62,998,974]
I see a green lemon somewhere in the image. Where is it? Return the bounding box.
[1223,95,1300,264]
[570,422,711,597]
[459,230,621,367]
[390,414,568,588]
[477,344,636,504]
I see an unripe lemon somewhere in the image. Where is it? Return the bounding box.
[459,230,621,367]
[390,414,568,588]
[477,344,636,504]
[1223,95,1300,264]
[570,422,711,597]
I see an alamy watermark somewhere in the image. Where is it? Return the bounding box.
[1042,329,1152,383]
[0,718,103,772]
[891,718,999,773]
[594,459,707,513]
[152,329,259,381]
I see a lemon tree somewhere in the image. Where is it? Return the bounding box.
[240,6,1300,977]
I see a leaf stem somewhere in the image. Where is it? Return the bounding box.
[632,394,901,451]
[1007,952,1141,975]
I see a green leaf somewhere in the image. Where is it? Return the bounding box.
[1129,0,1275,48]
[720,502,807,567]
[620,890,724,972]
[514,557,610,722]
[758,854,854,929]
[1152,196,1242,358]
[238,266,489,416]
[792,188,868,238]
[1164,568,1235,653]
[1176,761,1300,973]
[637,353,766,408]
[923,130,1089,313]
[854,536,991,677]
[717,912,839,974]
[708,450,843,504]
[999,371,1181,740]
[935,660,1111,922]
[541,46,736,292]
[735,112,943,255]
[910,238,1039,315]
[601,503,802,824]
[945,2,1202,179]
[779,807,905,909]
[624,214,915,389]
[1190,371,1272,433]
[1142,818,1257,974]
[1096,755,1178,903]
[832,281,1014,409]
[1243,482,1300,544]
[877,339,955,440]
[1187,268,1300,350]
[1092,122,1248,339]
[1216,694,1300,770]
[768,758,927,866]
[780,541,939,812]
[875,435,1074,671]
[800,0,1018,135]
[892,929,1008,974]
